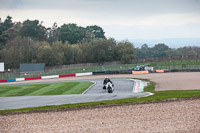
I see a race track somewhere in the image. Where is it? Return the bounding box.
[0,78,150,110]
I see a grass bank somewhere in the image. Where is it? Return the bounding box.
[0,82,93,97]
[0,79,199,114]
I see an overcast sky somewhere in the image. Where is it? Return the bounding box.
[0,0,200,42]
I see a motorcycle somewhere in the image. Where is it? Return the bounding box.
[103,81,114,93]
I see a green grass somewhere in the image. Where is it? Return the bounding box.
[0,82,93,97]
[149,59,200,70]
[0,79,199,114]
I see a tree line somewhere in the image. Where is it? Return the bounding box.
[0,16,135,69]
[0,16,199,69]
[136,44,200,59]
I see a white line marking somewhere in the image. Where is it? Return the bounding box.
[82,81,96,94]
[140,92,154,97]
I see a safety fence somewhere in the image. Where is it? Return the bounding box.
[1,55,200,80]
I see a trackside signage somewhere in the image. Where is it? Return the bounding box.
[0,62,4,72]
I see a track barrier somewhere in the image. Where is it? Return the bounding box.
[7,79,16,82]
[0,79,7,82]
[25,76,42,80]
[41,75,59,79]
[16,78,25,81]
[1,69,199,83]
[59,74,76,78]
[76,72,93,76]
[132,70,149,74]
[0,72,93,83]
[156,69,167,73]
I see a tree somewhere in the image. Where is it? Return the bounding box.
[186,50,198,56]
[151,43,169,57]
[192,46,200,55]
[136,44,150,59]
[0,16,13,35]
[116,41,135,63]
[59,23,86,44]
[36,41,55,66]
[0,36,33,68]
[71,44,84,63]
[78,41,94,63]
[178,46,192,55]
[86,25,105,39]
[0,27,17,46]
[177,46,200,56]
[165,49,182,56]
[62,42,73,64]
[89,38,116,63]
[20,19,47,40]
[51,41,65,65]
[47,22,59,43]
[0,16,14,45]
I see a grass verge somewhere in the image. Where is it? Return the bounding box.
[0,82,93,97]
[0,79,200,114]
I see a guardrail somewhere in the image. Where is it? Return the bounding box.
[0,72,93,83]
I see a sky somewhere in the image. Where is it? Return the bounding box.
[0,0,200,47]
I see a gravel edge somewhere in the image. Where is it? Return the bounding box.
[1,96,199,116]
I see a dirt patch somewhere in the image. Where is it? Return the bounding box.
[131,72,200,91]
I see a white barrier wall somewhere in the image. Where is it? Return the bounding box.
[41,75,59,79]
[75,72,93,77]
[3,72,93,83]
[16,78,25,81]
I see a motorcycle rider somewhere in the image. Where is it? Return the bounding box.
[103,76,114,92]
[103,76,112,85]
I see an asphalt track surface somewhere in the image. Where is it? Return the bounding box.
[0,78,149,110]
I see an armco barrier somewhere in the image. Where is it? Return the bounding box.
[0,79,7,82]
[16,78,25,81]
[119,70,132,74]
[93,71,106,75]
[41,75,59,79]
[59,74,76,78]
[170,69,200,72]
[76,72,93,77]
[0,72,89,83]
[0,70,134,83]
[105,71,119,74]
[7,79,16,82]
[93,71,119,75]
[25,76,42,80]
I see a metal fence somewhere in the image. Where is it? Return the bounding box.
[1,55,200,79]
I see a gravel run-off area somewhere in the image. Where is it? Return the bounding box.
[0,72,200,132]
[0,99,200,133]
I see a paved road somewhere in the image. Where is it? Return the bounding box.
[0,78,150,110]
[84,78,135,94]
